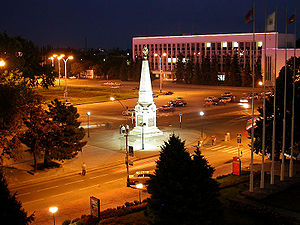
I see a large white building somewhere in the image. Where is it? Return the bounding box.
[132,32,300,85]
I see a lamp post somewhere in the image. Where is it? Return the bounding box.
[199,111,205,138]
[87,112,91,138]
[154,53,167,93]
[57,54,65,86]
[49,206,58,225]
[140,122,146,150]
[49,57,54,67]
[62,56,74,99]
[136,183,143,203]
[109,97,127,111]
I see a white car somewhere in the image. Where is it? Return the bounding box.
[239,97,249,103]
[204,96,216,101]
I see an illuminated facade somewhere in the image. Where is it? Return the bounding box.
[132,32,300,85]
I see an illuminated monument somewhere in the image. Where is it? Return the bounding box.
[130,46,163,137]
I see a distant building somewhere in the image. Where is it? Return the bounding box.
[132,32,300,85]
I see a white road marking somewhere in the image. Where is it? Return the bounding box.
[17,192,31,196]
[89,174,108,179]
[23,198,45,205]
[36,186,59,192]
[79,184,99,191]
[103,178,124,184]
[64,180,84,185]
[51,191,73,198]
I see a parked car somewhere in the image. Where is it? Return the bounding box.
[239,96,249,103]
[213,98,226,105]
[128,171,153,185]
[64,101,73,107]
[164,91,174,95]
[169,100,187,107]
[204,96,217,101]
[219,97,231,103]
[221,92,232,97]
[159,105,175,112]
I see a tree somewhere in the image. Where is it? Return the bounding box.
[201,56,211,85]
[147,135,222,225]
[252,57,300,159]
[175,53,185,83]
[192,61,201,84]
[119,60,129,81]
[209,56,219,85]
[224,55,232,86]
[184,57,194,84]
[0,170,34,224]
[45,99,87,167]
[242,60,252,87]
[255,56,263,86]
[0,33,55,88]
[230,54,242,86]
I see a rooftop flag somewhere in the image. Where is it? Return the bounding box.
[245,9,253,24]
[288,14,296,24]
[266,11,275,32]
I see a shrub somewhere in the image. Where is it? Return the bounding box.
[62,219,71,225]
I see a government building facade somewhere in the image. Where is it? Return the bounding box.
[132,32,300,86]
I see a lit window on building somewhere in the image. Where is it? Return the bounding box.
[222,42,227,48]
[206,42,211,48]
[233,42,239,48]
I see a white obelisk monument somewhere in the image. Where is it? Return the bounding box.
[130,46,163,137]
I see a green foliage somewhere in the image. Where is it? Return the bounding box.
[0,32,55,88]
[175,53,185,83]
[46,99,87,164]
[147,134,222,225]
[62,219,71,225]
[252,57,300,158]
[0,170,34,224]
[230,54,242,86]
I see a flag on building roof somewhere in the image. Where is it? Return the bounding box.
[266,11,275,31]
[245,9,253,24]
[288,14,296,24]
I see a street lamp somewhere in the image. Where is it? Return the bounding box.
[62,56,74,99]
[49,206,58,225]
[154,52,167,93]
[49,56,55,67]
[110,96,127,111]
[136,183,143,203]
[0,59,5,67]
[140,122,146,150]
[199,111,205,138]
[57,54,65,86]
[87,112,91,138]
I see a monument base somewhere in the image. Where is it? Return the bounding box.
[129,126,163,137]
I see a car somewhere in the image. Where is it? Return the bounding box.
[176,97,184,100]
[128,171,153,185]
[64,101,73,107]
[239,97,249,103]
[159,105,175,112]
[221,92,232,97]
[164,91,174,95]
[204,96,217,101]
[153,94,159,98]
[69,76,77,79]
[212,98,226,105]
[204,99,214,107]
[122,109,135,116]
[169,100,187,107]
[219,97,231,103]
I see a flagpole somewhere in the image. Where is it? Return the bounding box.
[250,1,255,192]
[280,7,288,181]
[289,8,296,178]
[261,5,267,189]
[271,7,278,185]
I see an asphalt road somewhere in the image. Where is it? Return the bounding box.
[9,80,263,223]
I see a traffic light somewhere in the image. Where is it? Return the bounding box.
[129,146,134,157]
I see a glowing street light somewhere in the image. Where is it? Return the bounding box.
[258,81,263,86]
[49,56,55,67]
[87,112,91,138]
[57,54,65,86]
[199,111,205,138]
[49,206,58,225]
[0,59,5,67]
[62,56,74,98]
[154,53,167,93]
[136,183,143,203]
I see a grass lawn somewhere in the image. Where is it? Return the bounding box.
[34,86,139,105]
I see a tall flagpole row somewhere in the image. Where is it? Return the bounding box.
[250,1,255,193]
[289,8,296,178]
[280,7,288,181]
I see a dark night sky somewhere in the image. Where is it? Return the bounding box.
[1,0,299,49]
